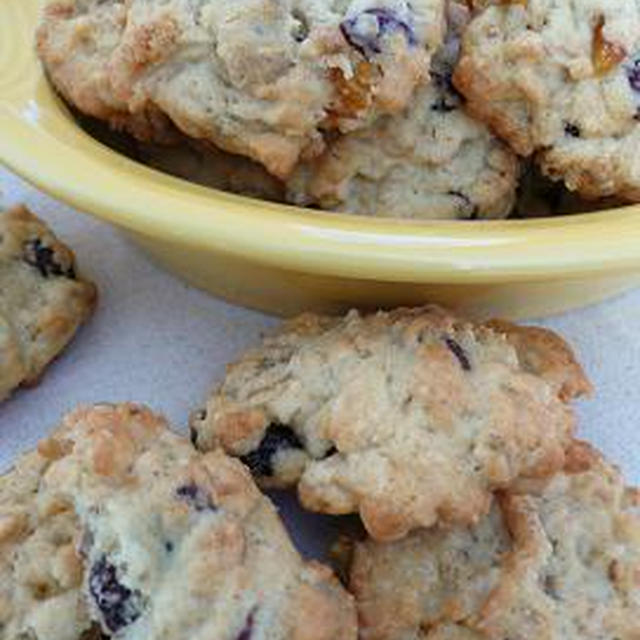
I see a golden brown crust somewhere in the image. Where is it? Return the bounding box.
[484,319,593,402]
[36,0,176,142]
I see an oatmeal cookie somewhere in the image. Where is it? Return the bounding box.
[350,442,640,639]
[287,2,519,219]
[41,403,357,639]
[37,0,445,178]
[0,445,92,640]
[0,205,96,402]
[454,0,640,200]
[35,0,175,143]
[190,306,590,541]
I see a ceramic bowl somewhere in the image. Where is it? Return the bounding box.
[2,0,640,318]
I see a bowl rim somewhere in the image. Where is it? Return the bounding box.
[2,0,640,285]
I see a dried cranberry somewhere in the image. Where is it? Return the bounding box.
[341,6,416,58]
[236,610,256,640]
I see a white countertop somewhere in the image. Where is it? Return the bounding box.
[1,166,638,557]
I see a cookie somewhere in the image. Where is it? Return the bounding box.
[0,205,96,402]
[35,0,176,144]
[0,444,93,640]
[349,442,640,639]
[38,403,357,639]
[454,0,640,200]
[190,306,591,541]
[286,2,519,219]
[37,0,445,178]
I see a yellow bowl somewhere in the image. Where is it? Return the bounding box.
[2,0,640,318]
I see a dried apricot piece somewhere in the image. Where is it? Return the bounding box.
[593,16,626,74]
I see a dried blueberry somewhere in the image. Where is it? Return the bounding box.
[625,54,640,92]
[341,5,416,58]
[23,238,75,279]
[240,424,303,477]
[563,122,581,138]
[236,610,255,640]
[175,483,216,512]
[444,336,472,371]
[89,556,143,633]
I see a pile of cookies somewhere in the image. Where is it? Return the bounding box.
[1,253,638,639]
[36,0,640,219]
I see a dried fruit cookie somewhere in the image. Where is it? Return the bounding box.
[286,1,519,219]
[0,443,94,640]
[34,404,356,639]
[0,205,96,402]
[454,0,640,200]
[190,306,591,541]
[349,442,640,639]
[35,0,176,143]
[37,0,445,178]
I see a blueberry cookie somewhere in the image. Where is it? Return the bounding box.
[190,306,591,541]
[350,441,640,639]
[0,205,96,402]
[0,444,93,640]
[41,403,357,639]
[287,2,519,219]
[454,0,640,200]
[37,0,445,178]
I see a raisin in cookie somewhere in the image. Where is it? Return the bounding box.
[0,443,93,640]
[0,205,96,402]
[350,442,640,639]
[454,0,640,200]
[190,306,591,541]
[37,0,445,179]
[39,403,357,639]
[287,2,519,219]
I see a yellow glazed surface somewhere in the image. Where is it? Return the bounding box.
[1,0,640,318]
